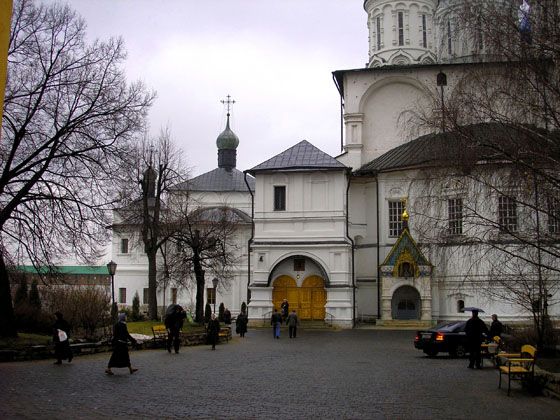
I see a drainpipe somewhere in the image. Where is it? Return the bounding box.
[243,171,255,319]
[376,175,381,320]
[345,168,355,327]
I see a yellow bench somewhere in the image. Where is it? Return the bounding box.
[219,329,229,343]
[498,344,537,396]
[152,325,168,342]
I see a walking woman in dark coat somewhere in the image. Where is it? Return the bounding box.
[53,312,72,365]
[105,313,138,375]
[207,313,220,350]
[236,311,248,338]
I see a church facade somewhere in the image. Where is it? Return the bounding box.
[111,0,559,327]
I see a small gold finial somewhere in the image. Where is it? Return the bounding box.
[400,197,409,221]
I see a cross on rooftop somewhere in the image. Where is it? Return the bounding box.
[221,94,236,116]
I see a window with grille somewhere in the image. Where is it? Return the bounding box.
[119,288,126,304]
[498,195,517,233]
[421,14,427,48]
[376,16,382,50]
[447,20,452,55]
[142,288,149,304]
[398,12,404,46]
[448,198,463,235]
[207,287,216,305]
[121,238,129,254]
[389,200,404,237]
[548,198,559,234]
[274,186,286,211]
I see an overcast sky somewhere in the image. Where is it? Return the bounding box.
[42,0,368,176]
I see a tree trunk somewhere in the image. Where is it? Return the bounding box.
[147,249,158,320]
[0,255,17,337]
[194,256,205,325]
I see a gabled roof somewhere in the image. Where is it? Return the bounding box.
[172,167,255,192]
[248,140,347,174]
[380,229,432,268]
[356,123,557,175]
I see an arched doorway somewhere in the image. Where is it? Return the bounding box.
[272,275,326,320]
[391,285,421,320]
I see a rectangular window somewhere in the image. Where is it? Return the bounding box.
[274,186,286,211]
[447,20,452,55]
[376,16,382,50]
[143,288,149,305]
[172,288,178,304]
[448,198,463,235]
[421,14,427,48]
[294,258,305,272]
[118,288,126,304]
[398,12,404,46]
[498,196,517,233]
[389,200,405,237]
[548,198,559,234]
[121,238,129,254]
[207,287,216,305]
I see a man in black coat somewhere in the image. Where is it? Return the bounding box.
[465,310,488,369]
[271,308,282,339]
[165,305,186,354]
[488,314,503,341]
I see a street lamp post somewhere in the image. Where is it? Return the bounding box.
[106,260,117,323]
[212,277,219,314]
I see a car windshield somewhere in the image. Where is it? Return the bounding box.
[430,321,465,332]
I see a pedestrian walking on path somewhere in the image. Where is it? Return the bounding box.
[53,312,72,365]
[207,313,220,350]
[236,311,248,338]
[271,308,282,339]
[286,309,300,338]
[105,313,138,375]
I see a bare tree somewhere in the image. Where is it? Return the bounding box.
[0,0,154,337]
[114,128,188,320]
[165,195,246,324]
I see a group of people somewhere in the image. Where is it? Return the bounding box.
[271,299,300,339]
[465,310,503,369]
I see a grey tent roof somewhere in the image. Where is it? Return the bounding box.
[172,167,255,192]
[248,140,346,174]
[355,123,555,175]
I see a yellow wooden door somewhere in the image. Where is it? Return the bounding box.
[302,276,326,320]
[272,276,297,312]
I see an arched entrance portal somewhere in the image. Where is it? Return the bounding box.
[391,285,421,320]
[272,275,326,320]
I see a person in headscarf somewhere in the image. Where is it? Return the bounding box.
[105,313,138,375]
[53,312,72,365]
[206,313,220,350]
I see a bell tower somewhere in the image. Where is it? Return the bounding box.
[364,0,437,67]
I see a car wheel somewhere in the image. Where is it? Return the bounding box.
[450,344,467,358]
[425,350,438,357]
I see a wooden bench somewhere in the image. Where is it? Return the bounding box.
[219,327,230,343]
[152,325,168,343]
[498,344,537,396]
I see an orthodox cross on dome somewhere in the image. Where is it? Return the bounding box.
[221,94,236,116]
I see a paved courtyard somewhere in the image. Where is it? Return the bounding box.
[1,328,559,419]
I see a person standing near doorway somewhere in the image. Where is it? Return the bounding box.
[271,308,282,339]
[281,299,289,322]
[286,309,300,338]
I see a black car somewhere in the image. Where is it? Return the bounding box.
[414,321,472,357]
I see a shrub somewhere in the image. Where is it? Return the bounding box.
[131,291,143,321]
[42,286,111,337]
[29,280,41,309]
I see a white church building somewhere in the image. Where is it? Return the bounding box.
[110,0,559,327]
